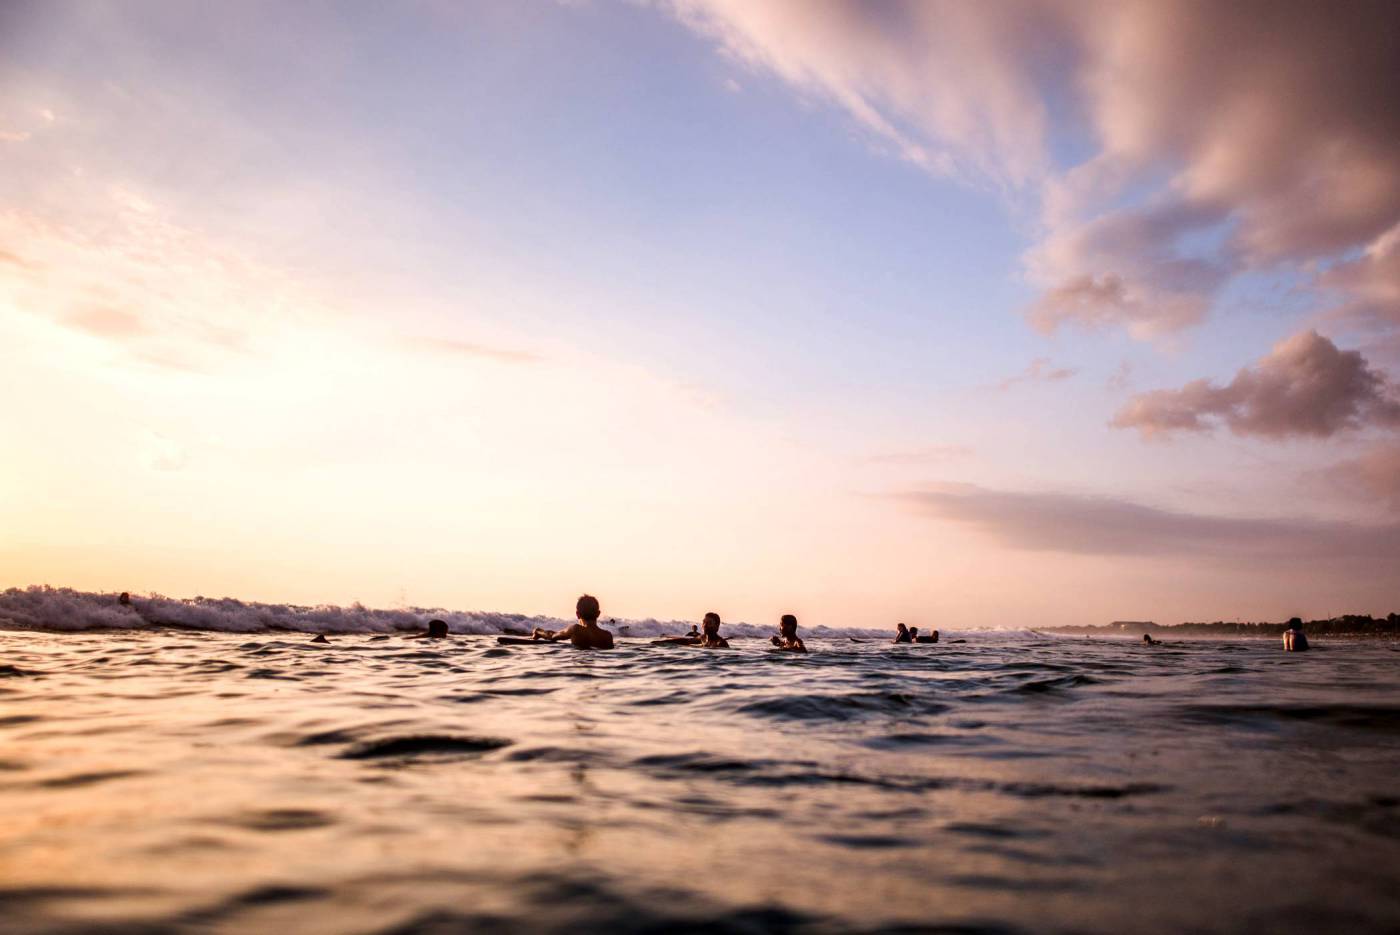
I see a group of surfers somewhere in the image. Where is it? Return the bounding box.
[422,595,944,653]
[519,595,810,652]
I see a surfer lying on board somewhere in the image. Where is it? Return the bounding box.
[914,628,939,644]
[893,623,912,644]
[770,614,807,653]
[531,595,615,649]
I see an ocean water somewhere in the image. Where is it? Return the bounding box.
[2,624,1399,933]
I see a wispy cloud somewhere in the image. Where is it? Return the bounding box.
[400,335,542,365]
[861,445,973,465]
[993,357,1076,392]
[898,482,1400,567]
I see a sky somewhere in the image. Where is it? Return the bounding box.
[2,0,1397,628]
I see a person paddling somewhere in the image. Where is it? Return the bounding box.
[893,623,912,644]
[532,595,615,649]
[770,614,807,653]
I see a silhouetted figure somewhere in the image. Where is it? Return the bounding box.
[532,595,614,649]
[1142,633,1158,646]
[424,619,449,639]
[893,623,911,644]
[770,614,807,653]
[686,624,700,639]
[118,592,131,606]
[698,612,730,649]
[908,626,920,641]
[1282,617,1309,652]
[915,628,939,644]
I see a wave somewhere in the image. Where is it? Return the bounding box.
[0,585,1032,640]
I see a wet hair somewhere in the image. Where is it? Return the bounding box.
[118,592,131,606]
[703,612,721,634]
[909,626,919,636]
[1286,617,1303,628]
[576,594,601,623]
[427,619,448,638]
[896,622,908,631]
[779,614,798,635]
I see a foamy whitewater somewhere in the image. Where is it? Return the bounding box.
[3,588,1399,934]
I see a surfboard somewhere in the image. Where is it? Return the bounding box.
[495,636,554,646]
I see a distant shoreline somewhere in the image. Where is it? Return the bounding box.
[1040,615,1400,640]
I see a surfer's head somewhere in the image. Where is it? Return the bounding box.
[426,619,448,639]
[779,614,798,638]
[896,623,907,634]
[1286,617,1303,630]
[909,626,919,638]
[576,594,601,624]
[703,612,721,636]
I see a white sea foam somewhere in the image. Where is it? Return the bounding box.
[0,586,1035,641]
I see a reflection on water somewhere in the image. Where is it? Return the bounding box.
[1,631,1399,933]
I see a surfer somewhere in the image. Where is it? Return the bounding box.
[915,629,939,644]
[1142,633,1158,646]
[414,619,449,639]
[532,595,615,649]
[893,623,911,644]
[770,614,807,653]
[698,612,730,649]
[1282,617,1309,652]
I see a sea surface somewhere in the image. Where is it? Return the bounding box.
[2,627,1399,934]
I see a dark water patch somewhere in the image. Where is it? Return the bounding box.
[949,874,1088,893]
[504,745,607,765]
[40,769,144,789]
[0,664,34,677]
[481,687,558,697]
[339,734,512,760]
[1004,674,1098,695]
[734,691,945,722]
[818,832,918,849]
[944,822,1047,841]
[224,808,335,831]
[633,751,768,774]
[993,780,1166,800]
[1178,703,1400,734]
[245,668,298,680]
[0,714,40,726]
[861,731,1002,751]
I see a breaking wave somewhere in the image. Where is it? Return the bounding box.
[0,586,1030,641]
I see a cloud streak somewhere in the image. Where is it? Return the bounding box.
[1111,331,1400,439]
[899,482,1400,567]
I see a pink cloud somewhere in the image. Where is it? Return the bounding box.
[1111,331,1400,439]
[667,1,1400,343]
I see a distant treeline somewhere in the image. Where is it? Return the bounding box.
[1044,614,1400,638]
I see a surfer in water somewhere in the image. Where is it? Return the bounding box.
[893,623,912,644]
[532,595,615,649]
[770,614,807,653]
[1282,617,1309,652]
[698,612,730,649]
[915,628,939,644]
